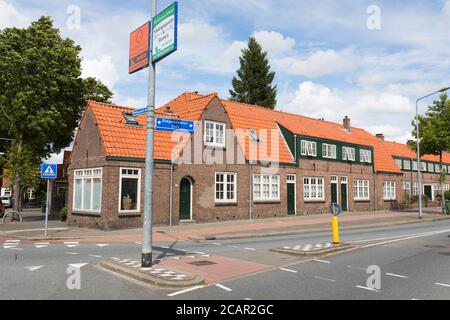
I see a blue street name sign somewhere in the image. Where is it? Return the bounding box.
[41,163,57,179]
[132,107,148,117]
[155,117,195,133]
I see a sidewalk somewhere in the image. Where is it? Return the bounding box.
[2,209,449,243]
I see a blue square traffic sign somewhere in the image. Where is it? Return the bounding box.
[41,163,57,179]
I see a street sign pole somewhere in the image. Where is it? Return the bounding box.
[45,179,50,237]
[142,0,158,268]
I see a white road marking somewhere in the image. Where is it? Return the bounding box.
[135,242,142,245]
[346,265,366,271]
[212,243,222,246]
[215,284,232,292]
[351,230,447,244]
[5,240,20,243]
[167,286,205,297]
[244,298,252,301]
[314,276,336,283]
[68,263,88,269]
[89,255,102,258]
[360,229,450,248]
[66,252,78,255]
[412,298,420,300]
[313,259,331,264]
[386,273,409,279]
[64,242,80,248]
[35,242,49,248]
[6,247,23,250]
[435,283,450,288]
[35,245,48,249]
[192,251,206,255]
[96,244,109,247]
[26,266,44,271]
[244,248,256,251]
[280,268,298,273]
[356,285,380,293]
[161,246,169,249]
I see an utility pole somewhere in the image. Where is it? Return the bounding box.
[142,0,158,268]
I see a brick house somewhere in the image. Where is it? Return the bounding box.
[67,92,450,229]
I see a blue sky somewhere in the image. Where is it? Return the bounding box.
[2,0,450,162]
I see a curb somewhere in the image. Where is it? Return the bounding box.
[98,260,204,288]
[189,216,450,242]
[271,243,356,257]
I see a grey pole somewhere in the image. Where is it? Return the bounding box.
[415,87,450,220]
[44,179,50,237]
[142,0,158,268]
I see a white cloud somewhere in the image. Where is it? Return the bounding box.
[0,1,30,29]
[81,55,120,89]
[252,31,295,56]
[280,49,355,77]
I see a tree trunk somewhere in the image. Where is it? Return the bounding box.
[12,136,22,212]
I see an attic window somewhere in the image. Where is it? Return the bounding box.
[123,113,139,125]
[249,129,260,143]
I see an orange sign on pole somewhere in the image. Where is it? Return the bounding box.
[129,22,151,74]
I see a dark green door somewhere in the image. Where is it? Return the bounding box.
[287,183,295,215]
[424,185,432,200]
[341,183,348,211]
[179,178,191,220]
[331,183,338,205]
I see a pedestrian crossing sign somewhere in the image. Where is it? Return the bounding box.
[41,163,57,179]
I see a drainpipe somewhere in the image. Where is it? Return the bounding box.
[169,162,174,226]
[374,171,378,212]
[249,162,253,221]
[294,134,297,162]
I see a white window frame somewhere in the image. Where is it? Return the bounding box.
[303,177,325,202]
[253,174,280,202]
[403,160,411,170]
[342,147,356,161]
[118,168,142,214]
[204,120,225,147]
[395,159,403,170]
[360,149,372,163]
[428,163,434,173]
[421,162,426,172]
[322,143,337,159]
[435,164,440,173]
[383,181,396,201]
[215,172,237,204]
[412,161,418,171]
[403,181,411,191]
[73,168,102,213]
[354,180,370,201]
[301,140,317,157]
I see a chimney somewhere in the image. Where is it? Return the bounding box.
[376,133,385,141]
[343,116,351,131]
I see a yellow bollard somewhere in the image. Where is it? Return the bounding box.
[332,216,340,244]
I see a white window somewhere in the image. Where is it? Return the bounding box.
[443,166,448,173]
[287,174,296,183]
[421,162,426,172]
[73,168,102,213]
[360,149,372,163]
[403,182,411,190]
[119,168,141,213]
[444,184,450,192]
[205,121,225,147]
[215,172,237,203]
[413,182,418,196]
[253,174,280,201]
[428,163,434,173]
[322,144,337,159]
[395,159,403,169]
[303,177,325,201]
[342,147,356,161]
[412,161,418,171]
[383,181,396,200]
[435,164,441,173]
[354,180,370,201]
[301,140,317,157]
[331,175,338,183]
[403,160,411,170]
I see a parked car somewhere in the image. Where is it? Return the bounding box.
[0,196,12,208]
[0,200,5,218]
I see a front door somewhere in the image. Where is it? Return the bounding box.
[424,185,432,200]
[179,178,191,220]
[331,176,338,205]
[287,174,296,215]
[341,177,348,211]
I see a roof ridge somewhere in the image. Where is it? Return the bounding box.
[88,100,135,111]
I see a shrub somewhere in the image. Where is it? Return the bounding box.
[60,207,68,222]
[445,191,450,200]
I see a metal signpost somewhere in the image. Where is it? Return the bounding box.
[41,163,57,237]
[130,0,179,268]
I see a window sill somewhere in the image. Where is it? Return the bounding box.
[354,199,371,203]
[254,200,281,204]
[215,202,237,207]
[119,212,142,217]
[303,200,326,203]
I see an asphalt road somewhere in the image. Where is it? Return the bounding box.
[1,219,450,300]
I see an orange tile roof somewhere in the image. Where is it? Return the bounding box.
[87,101,188,161]
[383,140,450,164]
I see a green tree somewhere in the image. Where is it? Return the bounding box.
[229,37,277,109]
[0,16,113,210]
[409,94,450,213]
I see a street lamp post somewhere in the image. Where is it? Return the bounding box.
[415,87,450,219]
